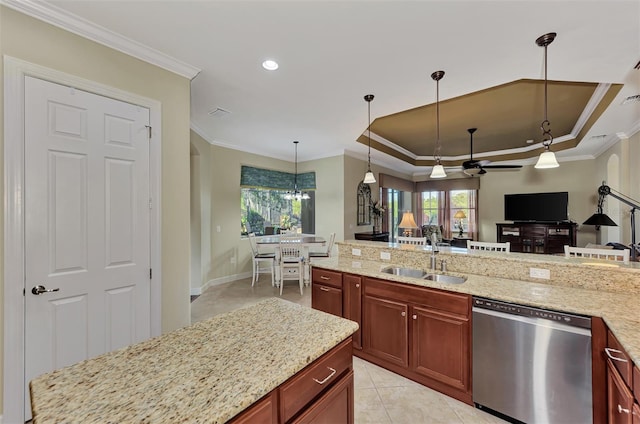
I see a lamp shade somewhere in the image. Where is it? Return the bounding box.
[364,171,376,184]
[430,164,447,179]
[453,210,467,219]
[534,150,559,169]
[583,213,618,226]
[398,211,418,229]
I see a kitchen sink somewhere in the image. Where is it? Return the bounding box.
[381,267,427,278]
[423,273,466,284]
[380,267,466,284]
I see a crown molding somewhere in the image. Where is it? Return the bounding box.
[1,0,201,79]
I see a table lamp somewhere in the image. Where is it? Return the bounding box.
[454,210,467,237]
[399,211,418,237]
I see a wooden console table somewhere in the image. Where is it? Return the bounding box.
[354,231,389,242]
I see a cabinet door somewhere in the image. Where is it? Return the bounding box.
[312,283,343,317]
[343,274,362,350]
[363,295,408,368]
[608,360,634,424]
[410,305,470,392]
[292,370,354,424]
[633,403,640,424]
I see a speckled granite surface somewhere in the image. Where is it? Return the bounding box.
[319,241,640,367]
[30,298,359,424]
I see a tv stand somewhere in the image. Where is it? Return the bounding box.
[496,222,577,254]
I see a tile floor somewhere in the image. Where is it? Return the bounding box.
[191,275,507,424]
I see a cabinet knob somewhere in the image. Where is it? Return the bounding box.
[401,311,406,317]
[355,283,360,288]
[412,314,417,320]
[618,405,630,414]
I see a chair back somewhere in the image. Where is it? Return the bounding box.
[564,245,629,264]
[467,240,510,252]
[279,235,302,261]
[325,232,336,256]
[398,236,428,245]
[248,232,259,256]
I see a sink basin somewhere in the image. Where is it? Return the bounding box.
[423,274,467,284]
[381,267,427,279]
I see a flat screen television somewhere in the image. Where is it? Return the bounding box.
[504,192,569,222]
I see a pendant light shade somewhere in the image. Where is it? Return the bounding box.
[284,141,310,200]
[534,32,559,169]
[430,70,447,179]
[363,94,376,184]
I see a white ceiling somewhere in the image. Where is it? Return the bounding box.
[21,0,640,176]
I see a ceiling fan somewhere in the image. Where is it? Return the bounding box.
[462,128,523,176]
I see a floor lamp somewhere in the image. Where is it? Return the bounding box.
[583,182,640,261]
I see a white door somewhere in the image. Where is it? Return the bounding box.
[24,76,151,417]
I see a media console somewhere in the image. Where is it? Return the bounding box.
[496,222,577,254]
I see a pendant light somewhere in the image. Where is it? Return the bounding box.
[284,141,310,200]
[363,94,376,184]
[430,71,447,179]
[534,32,560,169]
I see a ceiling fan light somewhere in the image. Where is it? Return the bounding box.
[535,150,559,169]
[364,170,376,184]
[463,167,482,176]
[430,164,447,179]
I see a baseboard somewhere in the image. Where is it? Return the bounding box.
[200,272,253,292]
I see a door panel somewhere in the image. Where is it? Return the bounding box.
[363,295,408,367]
[24,76,151,418]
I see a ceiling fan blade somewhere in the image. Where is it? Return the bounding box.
[482,164,523,169]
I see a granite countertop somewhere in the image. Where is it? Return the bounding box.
[29,298,359,424]
[312,257,640,368]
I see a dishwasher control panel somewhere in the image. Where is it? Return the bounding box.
[473,297,591,329]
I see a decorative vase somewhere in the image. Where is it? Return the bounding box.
[373,215,380,233]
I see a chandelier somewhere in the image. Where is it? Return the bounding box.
[284,141,310,200]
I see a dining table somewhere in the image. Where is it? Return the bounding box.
[256,234,326,286]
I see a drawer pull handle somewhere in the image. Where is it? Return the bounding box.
[618,405,630,414]
[605,347,628,363]
[320,286,330,292]
[313,367,336,385]
[320,276,330,280]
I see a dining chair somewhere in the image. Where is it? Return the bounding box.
[278,235,305,295]
[397,236,428,245]
[467,240,511,252]
[564,245,629,264]
[309,232,336,261]
[248,233,275,286]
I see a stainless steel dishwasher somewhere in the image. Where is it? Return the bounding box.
[472,297,592,424]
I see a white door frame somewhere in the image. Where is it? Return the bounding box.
[3,56,163,423]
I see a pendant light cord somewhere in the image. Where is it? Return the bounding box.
[431,71,445,165]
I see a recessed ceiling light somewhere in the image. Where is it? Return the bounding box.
[262,59,279,71]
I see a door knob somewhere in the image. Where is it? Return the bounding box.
[31,285,60,295]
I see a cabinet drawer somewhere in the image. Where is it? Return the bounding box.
[607,330,633,388]
[312,268,343,289]
[230,391,276,423]
[364,277,470,317]
[280,338,352,423]
[311,283,343,317]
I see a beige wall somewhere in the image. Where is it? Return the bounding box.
[1,6,192,415]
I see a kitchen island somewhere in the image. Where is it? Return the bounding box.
[29,298,359,423]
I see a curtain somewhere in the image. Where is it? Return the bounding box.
[240,165,316,190]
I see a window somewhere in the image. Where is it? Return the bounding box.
[418,189,477,240]
[240,165,316,236]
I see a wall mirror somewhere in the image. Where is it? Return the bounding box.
[357,181,372,225]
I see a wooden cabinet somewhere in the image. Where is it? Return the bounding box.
[496,222,577,254]
[605,330,640,424]
[230,338,353,424]
[343,274,362,350]
[361,277,471,404]
[311,268,343,317]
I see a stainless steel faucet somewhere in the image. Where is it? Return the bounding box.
[430,232,439,270]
